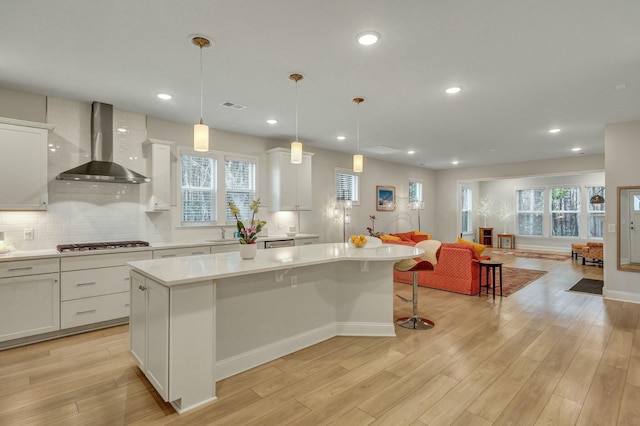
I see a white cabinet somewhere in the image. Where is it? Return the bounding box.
[153,245,210,259]
[267,148,314,212]
[0,258,60,342]
[60,250,152,329]
[211,243,240,254]
[0,119,53,210]
[129,271,215,413]
[144,139,172,212]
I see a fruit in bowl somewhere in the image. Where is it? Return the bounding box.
[350,234,368,248]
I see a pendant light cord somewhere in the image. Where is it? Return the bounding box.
[356,102,360,154]
[295,80,299,141]
[199,45,204,123]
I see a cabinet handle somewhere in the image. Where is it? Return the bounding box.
[138,285,147,291]
[161,254,176,258]
[76,310,96,315]
[76,282,96,287]
[8,267,33,272]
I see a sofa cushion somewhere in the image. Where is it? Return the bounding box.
[411,234,431,243]
[393,231,415,242]
[456,237,487,256]
[380,234,402,242]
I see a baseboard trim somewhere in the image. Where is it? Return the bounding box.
[336,321,396,337]
[604,288,640,304]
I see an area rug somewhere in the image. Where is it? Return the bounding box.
[498,267,548,296]
[568,278,603,295]
[495,249,571,261]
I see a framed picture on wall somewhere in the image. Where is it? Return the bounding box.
[376,186,396,211]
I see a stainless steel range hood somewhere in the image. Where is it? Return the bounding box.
[56,102,149,184]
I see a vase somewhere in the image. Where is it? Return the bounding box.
[239,243,257,259]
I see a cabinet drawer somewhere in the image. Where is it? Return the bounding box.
[61,250,152,271]
[0,258,59,278]
[211,244,239,254]
[61,265,130,301]
[153,246,211,259]
[61,292,130,329]
[295,238,318,246]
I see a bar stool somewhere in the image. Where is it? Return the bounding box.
[394,240,440,330]
[478,260,503,300]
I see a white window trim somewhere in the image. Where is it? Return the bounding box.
[460,185,472,236]
[550,185,581,238]
[335,167,360,206]
[177,146,259,227]
[409,177,423,203]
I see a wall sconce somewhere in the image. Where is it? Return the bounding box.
[409,201,425,231]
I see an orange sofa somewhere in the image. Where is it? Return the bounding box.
[386,240,490,295]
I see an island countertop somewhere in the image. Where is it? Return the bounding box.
[127,242,423,286]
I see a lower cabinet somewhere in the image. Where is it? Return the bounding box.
[295,237,319,246]
[0,272,60,342]
[129,270,215,412]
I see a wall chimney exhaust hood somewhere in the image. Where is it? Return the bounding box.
[56,102,150,184]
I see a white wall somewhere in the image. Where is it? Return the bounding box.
[434,154,605,243]
[0,89,435,249]
[603,119,640,303]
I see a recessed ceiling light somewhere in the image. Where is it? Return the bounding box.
[266,119,278,125]
[337,136,346,141]
[445,86,462,94]
[157,93,172,100]
[407,150,415,155]
[452,160,459,165]
[572,147,581,152]
[357,31,380,46]
[548,128,561,134]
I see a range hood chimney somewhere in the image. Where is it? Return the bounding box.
[56,102,149,184]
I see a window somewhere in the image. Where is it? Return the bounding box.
[409,179,423,203]
[181,152,217,225]
[461,187,472,234]
[587,186,605,238]
[336,169,359,203]
[225,156,257,223]
[516,188,544,236]
[550,187,580,237]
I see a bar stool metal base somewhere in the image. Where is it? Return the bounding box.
[396,315,435,330]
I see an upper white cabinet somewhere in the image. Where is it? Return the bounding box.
[143,139,173,212]
[267,148,314,212]
[0,118,53,210]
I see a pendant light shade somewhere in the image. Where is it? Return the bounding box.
[352,97,365,173]
[290,73,304,164]
[192,36,212,152]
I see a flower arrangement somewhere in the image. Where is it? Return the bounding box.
[229,199,266,244]
[367,214,381,237]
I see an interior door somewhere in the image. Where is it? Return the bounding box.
[630,190,640,263]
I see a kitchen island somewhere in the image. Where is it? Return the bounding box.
[127,242,422,413]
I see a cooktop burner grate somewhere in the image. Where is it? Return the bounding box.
[56,240,150,252]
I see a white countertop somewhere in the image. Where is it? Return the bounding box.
[128,242,423,286]
[0,234,319,262]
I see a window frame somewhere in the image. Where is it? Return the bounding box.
[335,168,360,205]
[224,154,258,225]
[587,185,605,239]
[178,147,259,227]
[516,187,545,237]
[461,186,472,235]
[409,178,423,204]
[550,186,581,238]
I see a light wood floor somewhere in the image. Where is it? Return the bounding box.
[2,251,636,425]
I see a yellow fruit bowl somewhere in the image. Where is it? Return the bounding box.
[348,234,368,248]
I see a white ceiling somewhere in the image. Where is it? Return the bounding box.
[1,1,639,169]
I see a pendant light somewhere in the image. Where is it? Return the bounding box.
[352,97,364,173]
[290,73,304,164]
[192,36,211,152]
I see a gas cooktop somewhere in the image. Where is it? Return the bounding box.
[56,240,150,253]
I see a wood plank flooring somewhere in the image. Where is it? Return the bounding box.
[0,250,632,425]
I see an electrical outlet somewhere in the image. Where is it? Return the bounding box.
[291,275,298,288]
[24,229,34,240]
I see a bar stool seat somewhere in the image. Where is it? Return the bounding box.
[394,240,441,330]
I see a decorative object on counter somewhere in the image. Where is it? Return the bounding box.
[367,214,381,237]
[409,201,425,231]
[229,199,265,259]
[376,186,395,211]
[349,234,367,248]
[289,73,304,164]
[286,226,297,237]
[352,97,365,173]
[192,35,212,152]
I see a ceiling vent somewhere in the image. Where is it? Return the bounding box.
[361,145,402,155]
[220,101,246,110]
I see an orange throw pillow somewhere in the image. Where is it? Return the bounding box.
[411,234,431,243]
[456,237,487,256]
[393,231,415,242]
[380,234,401,242]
